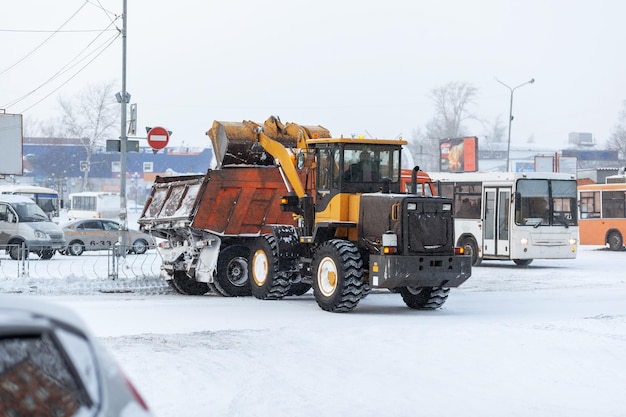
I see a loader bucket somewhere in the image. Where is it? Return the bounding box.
[207,116,331,167]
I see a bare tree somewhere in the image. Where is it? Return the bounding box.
[406,126,428,170]
[428,81,478,138]
[483,115,506,144]
[606,100,626,160]
[58,81,119,191]
[411,81,478,171]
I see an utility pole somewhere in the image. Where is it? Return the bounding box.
[118,0,129,254]
[495,78,535,172]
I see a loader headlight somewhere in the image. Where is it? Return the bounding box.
[442,203,452,211]
[407,203,417,211]
[382,232,397,254]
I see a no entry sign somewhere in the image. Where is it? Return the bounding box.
[147,126,169,150]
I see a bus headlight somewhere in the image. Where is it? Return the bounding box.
[568,238,578,245]
[520,238,529,245]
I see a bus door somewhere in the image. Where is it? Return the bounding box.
[483,187,511,257]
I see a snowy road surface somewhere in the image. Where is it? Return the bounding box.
[2,245,625,417]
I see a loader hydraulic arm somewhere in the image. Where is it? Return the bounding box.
[258,131,305,198]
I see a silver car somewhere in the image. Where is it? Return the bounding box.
[0,295,154,417]
[61,219,156,256]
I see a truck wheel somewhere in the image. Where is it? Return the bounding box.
[513,259,533,267]
[214,245,252,297]
[249,235,290,300]
[170,271,209,295]
[399,286,449,310]
[311,239,366,312]
[607,231,624,251]
[460,236,481,266]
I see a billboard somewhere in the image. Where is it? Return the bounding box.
[439,136,478,172]
[0,112,23,175]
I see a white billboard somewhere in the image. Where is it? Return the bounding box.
[0,113,23,175]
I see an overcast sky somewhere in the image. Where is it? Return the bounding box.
[2,0,625,150]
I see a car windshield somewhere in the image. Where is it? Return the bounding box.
[13,202,50,222]
[102,221,120,231]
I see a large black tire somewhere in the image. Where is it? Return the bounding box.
[513,259,533,267]
[460,236,481,266]
[39,249,55,260]
[68,240,85,256]
[8,240,28,260]
[399,286,450,310]
[607,231,624,251]
[249,235,290,300]
[311,239,366,313]
[214,245,252,297]
[170,270,209,295]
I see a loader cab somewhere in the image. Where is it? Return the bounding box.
[311,140,403,203]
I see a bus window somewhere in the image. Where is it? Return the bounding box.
[602,191,626,218]
[551,180,578,225]
[580,191,600,219]
[515,179,550,226]
[452,183,481,219]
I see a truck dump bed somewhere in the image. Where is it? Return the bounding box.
[138,166,297,237]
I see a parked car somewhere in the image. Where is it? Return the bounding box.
[61,219,156,256]
[0,194,66,260]
[0,295,154,417]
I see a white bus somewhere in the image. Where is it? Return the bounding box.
[0,185,60,223]
[428,172,579,266]
[68,192,119,220]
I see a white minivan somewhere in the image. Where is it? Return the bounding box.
[0,195,66,259]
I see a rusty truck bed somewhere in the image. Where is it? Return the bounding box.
[138,166,297,236]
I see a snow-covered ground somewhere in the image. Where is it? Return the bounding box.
[2,245,625,417]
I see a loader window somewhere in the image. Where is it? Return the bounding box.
[317,148,332,192]
[342,145,400,184]
[343,148,380,182]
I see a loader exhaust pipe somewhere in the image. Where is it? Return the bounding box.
[411,165,421,195]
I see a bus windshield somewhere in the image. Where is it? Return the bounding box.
[515,179,577,227]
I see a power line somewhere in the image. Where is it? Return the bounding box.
[4,33,119,113]
[17,33,120,114]
[0,29,118,33]
[2,11,121,110]
[0,2,89,77]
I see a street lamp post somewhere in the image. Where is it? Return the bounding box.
[496,78,535,172]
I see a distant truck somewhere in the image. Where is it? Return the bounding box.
[138,117,471,312]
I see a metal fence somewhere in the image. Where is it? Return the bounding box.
[0,245,173,296]
[0,244,163,280]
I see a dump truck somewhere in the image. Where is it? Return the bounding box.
[138,116,471,312]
